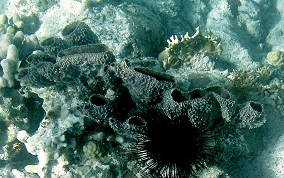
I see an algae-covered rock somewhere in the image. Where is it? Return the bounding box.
[82,2,167,59]
[119,2,167,58]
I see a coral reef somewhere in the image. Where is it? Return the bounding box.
[2,0,284,178]
[3,18,267,177]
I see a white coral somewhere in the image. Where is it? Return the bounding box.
[0,44,19,88]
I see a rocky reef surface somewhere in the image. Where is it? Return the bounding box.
[0,0,284,178]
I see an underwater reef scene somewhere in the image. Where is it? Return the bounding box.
[1,0,284,177]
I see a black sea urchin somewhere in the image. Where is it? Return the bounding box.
[130,105,216,178]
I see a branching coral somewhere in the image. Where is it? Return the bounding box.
[226,69,260,92]
[225,67,274,100]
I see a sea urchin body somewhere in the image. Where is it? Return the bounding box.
[130,105,216,178]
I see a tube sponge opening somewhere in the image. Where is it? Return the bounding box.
[61,21,99,46]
